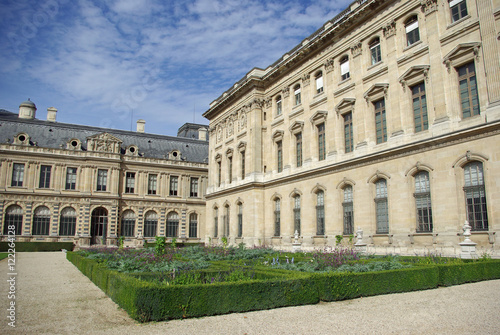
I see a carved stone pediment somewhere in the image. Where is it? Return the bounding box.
[87,133,122,154]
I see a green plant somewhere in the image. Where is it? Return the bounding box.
[171,237,177,249]
[335,235,343,246]
[348,234,354,245]
[221,236,228,248]
[155,236,166,256]
[118,236,125,249]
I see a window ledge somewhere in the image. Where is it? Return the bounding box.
[447,15,471,30]
[403,40,423,52]
[338,77,352,86]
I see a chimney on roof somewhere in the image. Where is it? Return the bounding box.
[136,119,145,133]
[47,107,57,122]
[198,127,208,141]
[18,99,37,119]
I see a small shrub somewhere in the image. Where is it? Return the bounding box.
[335,235,343,246]
[154,236,166,256]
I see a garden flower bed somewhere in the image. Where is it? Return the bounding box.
[68,244,500,322]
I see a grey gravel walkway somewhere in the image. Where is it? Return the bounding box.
[1,252,499,335]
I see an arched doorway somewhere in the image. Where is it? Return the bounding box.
[91,207,108,245]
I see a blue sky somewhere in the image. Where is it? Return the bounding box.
[0,0,351,136]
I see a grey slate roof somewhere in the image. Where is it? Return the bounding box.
[0,110,209,164]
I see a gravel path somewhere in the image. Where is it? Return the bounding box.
[1,252,499,335]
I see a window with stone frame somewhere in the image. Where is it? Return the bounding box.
[169,175,178,196]
[369,37,381,65]
[412,82,429,132]
[296,132,303,167]
[374,98,387,144]
[293,195,301,235]
[277,140,283,173]
[343,112,353,153]
[39,165,52,189]
[3,205,23,235]
[450,0,468,22]
[11,163,25,187]
[343,185,354,235]
[237,203,243,237]
[241,150,246,179]
[59,207,77,236]
[414,171,433,232]
[66,167,77,190]
[405,16,420,47]
[375,179,389,234]
[166,211,179,237]
[463,161,488,231]
[121,210,136,237]
[318,123,326,160]
[315,71,324,94]
[276,95,282,116]
[125,172,135,193]
[214,207,219,238]
[97,169,108,191]
[316,191,325,235]
[190,177,199,197]
[144,211,158,237]
[294,84,301,105]
[457,62,480,118]
[33,206,50,235]
[340,55,350,80]
[148,174,157,195]
[189,213,198,238]
[274,198,281,237]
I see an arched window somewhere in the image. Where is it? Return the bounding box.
[340,56,350,80]
[33,206,50,235]
[237,204,243,237]
[294,84,301,106]
[189,213,198,238]
[375,179,389,234]
[315,71,324,94]
[316,191,325,235]
[144,211,158,237]
[166,212,179,237]
[3,205,23,235]
[464,162,488,231]
[369,37,381,65]
[415,171,433,232]
[223,205,230,237]
[59,207,76,236]
[121,210,135,237]
[274,198,281,237]
[405,16,420,46]
[293,195,301,235]
[343,185,354,235]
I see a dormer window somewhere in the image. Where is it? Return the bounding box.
[14,132,30,145]
[126,145,139,156]
[170,150,181,160]
[67,138,82,150]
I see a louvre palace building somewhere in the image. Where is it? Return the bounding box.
[0,100,209,247]
[203,0,500,256]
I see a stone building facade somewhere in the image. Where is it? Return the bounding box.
[203,0,500,256]
[0,101,209,248]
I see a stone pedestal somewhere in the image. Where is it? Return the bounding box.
[354,227,367,254]
[460,221,477,259]
[292,230,302,253]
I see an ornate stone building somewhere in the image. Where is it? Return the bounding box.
[203,0,500,256]
[0,100,209,247]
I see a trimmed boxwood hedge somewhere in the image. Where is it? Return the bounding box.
[66,252,500,323]
[0,242,74,252]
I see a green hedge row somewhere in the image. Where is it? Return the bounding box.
[66,252,500,323]
[0,242,74,252]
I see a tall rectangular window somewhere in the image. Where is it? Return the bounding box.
[374,99,387,144]
[237,204,243,237]
[190,177,199,197]
[464,162,488,231]
[276,96,282,116]
[228,156,233,183]
[450,0,467,22]
[294,195,301,235]
[214,208,219,238]
[412,83,428,132]
[125,172,135,193]
[296,133,302,167]
[241,150,245,179]
[370,38,381,65]
[343,186,354,235]
[458,62,479,118]
[65,167,77,190]
[39,165,52,188]
[315,72,324,94]
[318,123,326,161]
[405,16,420,46]
[148,174,157,195]
[169,176,178,196]
[316,191,325,235]
[340,56,350,80]
[97,169,107,191]
[274,199,281,237]
[277,140,283,173]
[11,163,25,187]
[189,213,198,238]
[343,112,353,153]
[217,161,221,187]
[375,179,389,234]
[294,85,301,105]
[415,171,433,232]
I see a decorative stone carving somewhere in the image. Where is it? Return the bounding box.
[382,20,396,38]
[302,73,311,86]
[87,133,122,154]
[239,111,247,131]
[216,126,223,143]
[264,97,272,109]
[351,42,362,57]
[421,0,438,16]
[282,86,290,98]
[226,118,234,137]
[325,57,335,73]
